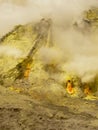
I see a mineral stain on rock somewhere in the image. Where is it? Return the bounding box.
[0,1,98,129]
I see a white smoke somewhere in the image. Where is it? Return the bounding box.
[0,45,22,58]
[39,47,63,65]
[0,0,98,82]
[0,0,98,36]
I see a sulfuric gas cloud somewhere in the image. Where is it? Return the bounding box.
[0,0,98,36]
[1,0,98,82]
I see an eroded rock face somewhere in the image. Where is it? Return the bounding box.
[0,16,98,98]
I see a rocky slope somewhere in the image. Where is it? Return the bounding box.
[0,10,98,129]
